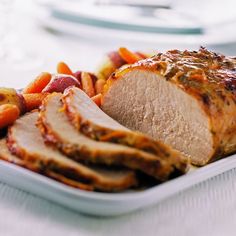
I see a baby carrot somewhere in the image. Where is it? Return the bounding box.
[91,93,102,106]
[118,47,143,64]
[22,93,49,112]
[57,62,73,75]
[81,72,95,97]
[135,51,148,59]
[95,79,105,94]
[23,72,51,94]
[0,104,20,129]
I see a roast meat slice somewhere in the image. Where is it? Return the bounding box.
[101,48,236,166]
[0,139,93,190]
[7,113,137,192]
[63,87,185,158]
[38,93,189,181]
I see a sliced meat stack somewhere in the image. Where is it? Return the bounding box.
[2,77,190,192]
[38,92,188,181]
[101,48,236,166]
[6,112,137,192]
[63,87,176,157]
[0,139,93,190]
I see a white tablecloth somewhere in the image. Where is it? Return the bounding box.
[1,1,236,235]
[1,169,236,236]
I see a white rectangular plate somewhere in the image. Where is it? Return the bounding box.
[0,155,236,216]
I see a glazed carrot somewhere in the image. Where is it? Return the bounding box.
[57,62,73,75]
[95,79,105,94]
[0,104,20,129]
[135,51,148,59]
[81,72,95,97]
[118,47,143,64]
[91,93,102,106]
[23,72,51,94]
[23,93,49,112]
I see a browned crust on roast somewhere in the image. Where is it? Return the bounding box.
[7,113,137,192]
[102,48,236,165]
[0,139,92,190]
[38,94,189,181]
[63,87,181,157]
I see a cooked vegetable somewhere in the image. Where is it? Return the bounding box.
[81,72,95,97]
[91,93,102,106]
[72,71,82,88]
[57,62,73,75]
[42,74,80,93]
[74,71,97,86]
[95,51,126,81]
[0,88,25,113]
[135,52,148,59]
[23,93,49,112]
[0,104,20,129]
[95,79,105,94]
[118,47,143,64]
[23,72,51,94]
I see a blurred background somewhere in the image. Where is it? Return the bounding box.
[1,0,236,88]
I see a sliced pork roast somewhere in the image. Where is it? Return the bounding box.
[63,87,188,160]
[0,139,94,190]
[38,93,189,181]
[0,139,37,171]
[102,48,236,166]
[7,112,137,192]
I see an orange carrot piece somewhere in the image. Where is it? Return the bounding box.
[95,79,105,94]
[57,62,73,75]
[118,47,143,64]
[91,93,102,106]
[0,104,20,129]
[23,72,52,94]
[22,93,49,112]
[81,72,95,97]
[135,51,148,59]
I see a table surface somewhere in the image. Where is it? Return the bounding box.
[1,1,236,235]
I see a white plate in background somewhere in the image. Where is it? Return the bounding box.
[35,0,236,48]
